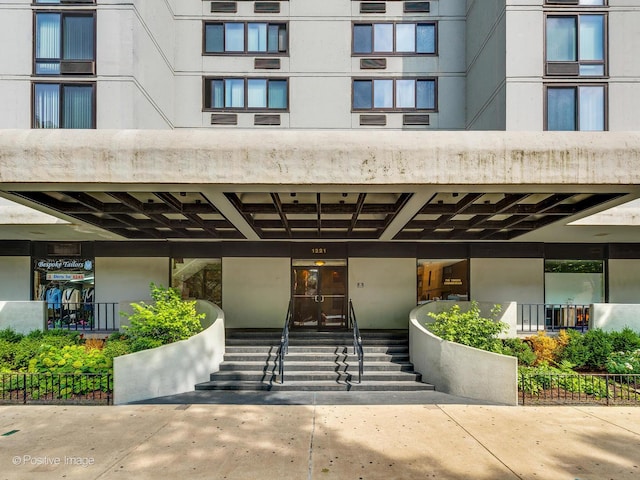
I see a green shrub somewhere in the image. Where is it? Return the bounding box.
[102,339,133,359]
[0,331,81,372]
[582,329,613,370]
[609,327,640,353]
[28,344,111,374]
[500,338,536,366]
[0,328,24,343]
[606,350,640,375]
[122,283,204,349]
[559,329,590,369]
[426,301,506,353]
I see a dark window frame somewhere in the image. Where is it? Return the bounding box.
[203,77,290,112]
[544,82,608,131]
[32,10,96,76]
[203,21,289,56]
[544,0,607,6]
[351,21,438,56]
[31,81,96,129]
[544,12,608,78]
[351,77,438,113]
[33,1,96,4]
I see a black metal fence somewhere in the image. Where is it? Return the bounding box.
[47,302,119,332]
[0,373,112,405]
[519,372,640,406]
[517,303,590,333]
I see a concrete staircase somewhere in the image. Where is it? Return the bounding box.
[195,329,435,392]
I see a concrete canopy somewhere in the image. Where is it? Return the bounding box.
[0,129,639,242]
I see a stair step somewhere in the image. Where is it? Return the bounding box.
[196,380,435,392]
[219,361,416,372]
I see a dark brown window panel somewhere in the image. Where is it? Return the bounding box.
[211,2,237,13]
[360,115,387,126]
[546,62,580,76]
[360,58,387,69]
[403,114,430,125]
[360,2,386,14]
[255,2,281,13]
[211,114,238,125]
[254,114,281,125]
[404,1,430,13]
[255,58,281,69]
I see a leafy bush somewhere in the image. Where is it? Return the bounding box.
[500,338,536,366]
[609,327,640,353]
[526,331,562,366]
[426,301,506,352]
[0,331,81,372]
[558,329,590,368]
[29,344,112,374]
[122,283,204,351]
[606,350,640,375]
[0,328,24,343]
[101,339,133,360]
[519,364,609,398]
[582,329,613,370]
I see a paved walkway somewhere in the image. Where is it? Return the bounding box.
[1,394,639,479]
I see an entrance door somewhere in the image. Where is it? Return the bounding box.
[292,261,347,329]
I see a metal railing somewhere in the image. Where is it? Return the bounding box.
[277,299,292,383]
[348,299,363,384]
[519,372,640,406]
[517,303,590,333]
[0,372,112,405]
[47,302,119,332]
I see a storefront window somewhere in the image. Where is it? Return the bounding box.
[544,260,604,304]
[171,258,222,306]
[417,259,468,303]
[33,258,95,328]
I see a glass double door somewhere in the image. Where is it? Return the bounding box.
[292,261,347,330]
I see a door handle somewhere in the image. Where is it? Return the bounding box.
[319,295,325,303]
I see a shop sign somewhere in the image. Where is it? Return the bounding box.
[35,259,94,271]
[443,278,463,286]
[46,273,86,281]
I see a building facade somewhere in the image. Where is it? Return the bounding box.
[1,0,640,331]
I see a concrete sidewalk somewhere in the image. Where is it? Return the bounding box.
[1,402,639,480]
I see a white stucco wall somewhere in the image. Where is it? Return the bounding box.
[222,257,290,328]
[94,257,169,304]
[609,259,640,303]
[590,303,640,332]
[114,300,225,404]
[0,301,46,334]
[0,256,31,301]
[471,258,544,305]
[348,257,416,329]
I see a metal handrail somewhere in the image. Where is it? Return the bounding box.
[278,299,292,383]
[517,303,590,333]
[348,299,363,384]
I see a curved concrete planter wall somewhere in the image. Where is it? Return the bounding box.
[113,300,225,405]
[409,302,518,405]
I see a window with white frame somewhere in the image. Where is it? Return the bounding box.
[204,22,288,54]
[204,78,288,110]
[546,14,606,76]
[546,85,605,131]
[352,78,436,111]
[33,82,95,129]
[353,23,436,55]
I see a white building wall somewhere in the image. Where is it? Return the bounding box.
[349,258,416,329]
[470,258,544,305]
[221,257,290,329]
[608,259,640,304]
[0,257,31,301]
[94,257,169,304]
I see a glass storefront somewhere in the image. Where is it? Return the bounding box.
[33,258,95,328]
[417,259,469,303]
[171,258,222,305]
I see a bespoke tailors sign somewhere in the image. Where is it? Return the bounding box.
[34,259,94,272]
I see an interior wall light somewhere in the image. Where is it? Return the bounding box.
[314,260,326,266]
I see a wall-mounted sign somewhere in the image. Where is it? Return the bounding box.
[443,278,463,286]
[34,259,94,271]
[46,273,86,281]
[311,248,327,255]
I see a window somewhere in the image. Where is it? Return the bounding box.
[35,1,96,4]
[546,85,605,131]
[545,0,605,5]
[204,22,287,54]
[204,78,288,110]
[353,23,436,55]
[33,83,95,129]
[352,78,436,111]
[34,12,95,75]
[546,14,605,76]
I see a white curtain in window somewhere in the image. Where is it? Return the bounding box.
[579,86,604,131]
[374,24,393,52]
[416,80,435,109]
[36,13,61,74]
[268,80,287,109]
[248,23,267,52]
[416,24,435,54]
[63,85,93,129]
[546,17,577,61]
[225,79,244,107]
[373,80,393,108]
[34,84,60,129]
[396,24,415,53]
[547,88,576,131]
[64,16,94,60]
[247,79,267,108]
[225,23,244,52]
[210,80,224,108]
[579,15,604,61]
[396,80,415,108]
